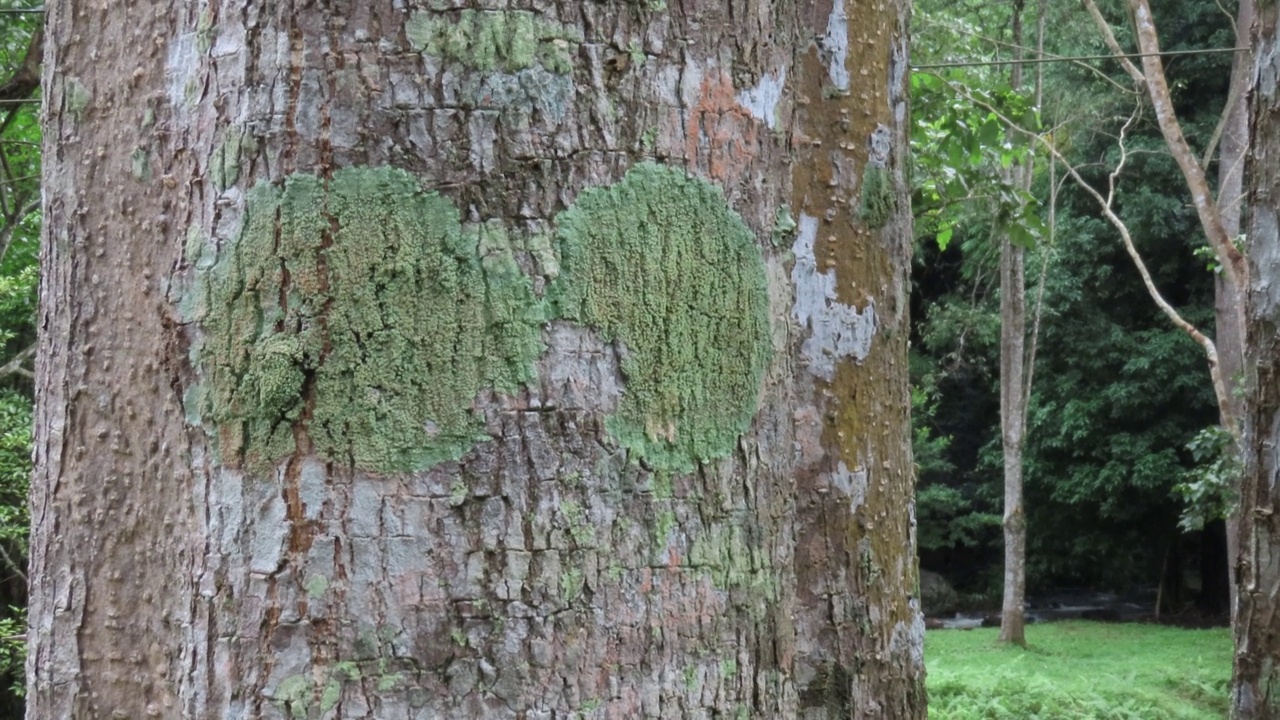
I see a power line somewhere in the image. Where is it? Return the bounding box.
[0,8,42,13]
[912,46,1249,71]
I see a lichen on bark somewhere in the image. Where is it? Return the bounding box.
[192,165,544,474]
[548,162,772,472]
[405,9,580,74]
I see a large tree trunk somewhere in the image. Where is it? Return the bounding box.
[1235,2,1280,716]
[29,1,923,718]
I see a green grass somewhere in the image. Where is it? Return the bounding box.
[926,621,1232,719]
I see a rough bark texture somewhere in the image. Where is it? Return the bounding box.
[1235,3,1280,716]
[30,1,923,719]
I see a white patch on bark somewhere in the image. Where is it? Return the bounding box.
[821,2,850,91]
[474,67,574,124]
[890,37,909,123]
[246,471,288,574]
[535,321,624,411]
[165,31,198,110]
[891,598,927,670]
[298,456,326,521]
[468,110,499,173]
[868,124,892,167]
[736,68,786,130]
[679,55,705,109]
[829,461,868,513]
[791,213,877,379]
[1253,207,1280,319]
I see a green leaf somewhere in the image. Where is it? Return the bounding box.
[936,226,954,251]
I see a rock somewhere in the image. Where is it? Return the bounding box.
[919,569,960,617]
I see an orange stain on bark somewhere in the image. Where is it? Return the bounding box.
[685,68,760,184]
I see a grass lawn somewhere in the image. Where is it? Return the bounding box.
[925,621,1232,719]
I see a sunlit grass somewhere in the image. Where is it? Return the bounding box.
[926,621,1231,719]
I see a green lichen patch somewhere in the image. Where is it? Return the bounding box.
[194,166,543,475]
[63,77,91,120]
[131,147,150,183]
[859,163,895,229]
[210,126,257,192]
[549,162,772,472]
[405,9,580,74]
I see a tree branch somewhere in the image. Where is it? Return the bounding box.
[950,81,1238,437]
[0,22,42,104]
[0,540,26,585]
[0,344,36,380]
[1127,0,1246,292]
[1080,0,1146,85]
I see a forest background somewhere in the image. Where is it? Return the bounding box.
[911,0,1236,618]
[0,0,1249,714]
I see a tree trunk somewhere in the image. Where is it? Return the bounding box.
[1219,0,1254,628]
[1234,2,1280,715]
[997,0,1031,647]
[29,1,924,718]
[998,237,1028,646]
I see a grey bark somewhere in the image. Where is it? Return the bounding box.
[1219,0,1253,627]
[998,0,1033,647]
[998,236,1028,646]
[29,1,924,719]
[1234,2,1280,716]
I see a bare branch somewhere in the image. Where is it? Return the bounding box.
[1201,52,1249,170]
[0,21,42,104]
[0,541,26,585]
[1128,0,1246,292]
[0,197,38,268]
[0,344,35,381]
[948,80,1238,436]
[1080,0,1146,85]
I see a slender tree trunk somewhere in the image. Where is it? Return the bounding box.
[29,1,924,718]
[998,0,1033,647]
[1234,2,1280,715]
[1218,0,1254,627]
[998,235,1028,645]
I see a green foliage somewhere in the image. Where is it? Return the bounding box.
[1174,425,1240,532]
[0,12,42,710]
[910,47,1046,253]
[194,166,545,474]
[549,162,772,472]
[910,0,1229,594]
[927,622,1231,719]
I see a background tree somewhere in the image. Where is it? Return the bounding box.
[911,0,1232,612]
[0,3,42,715]
[28,1,924,718]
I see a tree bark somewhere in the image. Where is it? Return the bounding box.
[997,0,1031,647]
[1219,0,1254,627]
[29,1,924,719]
[998,234,1028,646]
[1234,2,1280,716]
